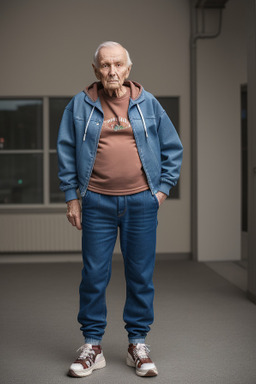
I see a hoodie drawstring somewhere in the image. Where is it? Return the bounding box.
[137,104,148,138]
[83,106,95,141]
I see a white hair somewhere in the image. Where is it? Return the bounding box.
[93,41,132,68]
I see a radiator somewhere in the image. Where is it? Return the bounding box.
[0,213,82,253]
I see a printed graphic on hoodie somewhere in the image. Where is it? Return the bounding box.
[103,116,131,131]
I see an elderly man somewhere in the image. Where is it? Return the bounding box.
[57,41,183,377]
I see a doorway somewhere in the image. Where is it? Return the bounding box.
[241,84,248,265]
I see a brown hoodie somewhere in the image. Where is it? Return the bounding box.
[85,81,149,195]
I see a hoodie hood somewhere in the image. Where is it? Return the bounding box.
[82,80,148,142]
[84,80,143,102]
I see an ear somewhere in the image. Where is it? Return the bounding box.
[125,65,132,79]
[92,64,101,80]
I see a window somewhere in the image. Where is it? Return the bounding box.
[0,96,180,207]
[0,97,70,207]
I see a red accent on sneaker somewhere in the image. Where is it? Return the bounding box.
[127,343,158,377]
[68,344,106,377]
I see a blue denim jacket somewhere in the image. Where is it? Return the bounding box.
[57,85,183,202]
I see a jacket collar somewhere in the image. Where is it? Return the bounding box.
[83,80,145,110]
[83,91,103,113]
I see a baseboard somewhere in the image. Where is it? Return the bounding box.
[112,252,191,261]
[0,252,191,264]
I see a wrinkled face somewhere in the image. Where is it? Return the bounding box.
[93,45,131,94]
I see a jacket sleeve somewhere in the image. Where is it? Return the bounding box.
[157,110,183,196]
[57,106,79,202]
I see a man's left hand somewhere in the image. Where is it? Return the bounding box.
[155,191,168,207]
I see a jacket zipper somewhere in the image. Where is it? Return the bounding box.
[82,111,103,196]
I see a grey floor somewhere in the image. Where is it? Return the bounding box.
[1,259,256,384]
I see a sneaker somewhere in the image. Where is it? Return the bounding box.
[68,343,106,377]
[126,343,158,377]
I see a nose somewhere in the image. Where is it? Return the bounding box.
[109,64,116,76]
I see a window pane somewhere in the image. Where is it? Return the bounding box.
[156,97,179,133]
[49,97,71,150]
[0,154,43,204]
[156,97,180,199]
[0,99,43,149]
[50,153,64,203]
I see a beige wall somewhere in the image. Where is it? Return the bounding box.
[197,0,248,261]
[0,0,248,259]
[0,0,191,255]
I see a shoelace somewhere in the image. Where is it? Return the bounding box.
[77,344,96,362]
[134,343,150,360]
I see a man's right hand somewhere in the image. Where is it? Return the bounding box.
[66,199,82,230]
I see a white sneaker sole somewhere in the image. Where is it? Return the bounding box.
[126,355,158,377]
[68,356,106,377]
